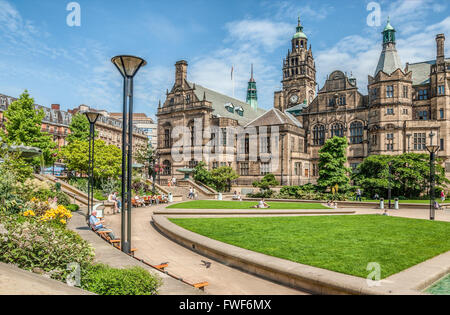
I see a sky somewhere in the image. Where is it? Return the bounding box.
[1,0,449,121]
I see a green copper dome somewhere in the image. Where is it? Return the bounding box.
[384,18,395,32]
[293,17,308,40]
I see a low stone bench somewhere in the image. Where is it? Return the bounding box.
[103,201,117,215]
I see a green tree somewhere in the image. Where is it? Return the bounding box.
[67,113,97,144]
[253,174,279,191]
[193,162,214,187]
[317,137,351,192]
[60,140,122,181]
[353,153,449,198]
[210,166,239,192]
[1,90,56,166]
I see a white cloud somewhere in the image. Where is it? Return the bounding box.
[225,19,292,52]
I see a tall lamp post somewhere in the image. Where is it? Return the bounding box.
[426,132,440,221]
[112,55,147,254]
[84,111,101,217]
[388,161,392,209]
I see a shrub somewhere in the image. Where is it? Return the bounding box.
[81,264,161,295]
[0,214,94,281]
[66,204,80,212]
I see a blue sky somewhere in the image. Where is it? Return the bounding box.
[1,0,449,121]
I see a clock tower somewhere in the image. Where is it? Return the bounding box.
[274,17,317,111]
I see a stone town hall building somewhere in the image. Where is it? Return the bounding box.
[157,19,450,187]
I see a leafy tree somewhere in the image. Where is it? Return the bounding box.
[0,90,56,166]
[253,174,279,191]
[210,166,239,192]
[134,143,155,179]
[353,153,449,198]
[193,162,214,187]
[67,113,97,144]
[317,137,351,192]
[59,140,122,181]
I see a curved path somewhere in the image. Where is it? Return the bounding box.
[106,204,307,295]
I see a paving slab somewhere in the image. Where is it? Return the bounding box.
[68,211,203,295]
[0,262,93,295]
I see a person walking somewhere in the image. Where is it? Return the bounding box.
[356,188,362,202]
[441,191,446,203]
[172,177,177,187]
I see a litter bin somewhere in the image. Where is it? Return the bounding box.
[218,193,223,201]
[380,198,384,210]
[394,198,399,210]
[168,193,173,203]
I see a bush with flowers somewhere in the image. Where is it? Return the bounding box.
[0,214,94,281]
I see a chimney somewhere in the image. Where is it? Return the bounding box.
[51,104,60,110]
[436,34,445,62]
[175,60,188,86]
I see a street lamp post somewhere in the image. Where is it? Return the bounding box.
[426,132,440,221]
[280,133,286,186]
[388,161,392,209]
[112,55,147,254]
[84,111,101,217]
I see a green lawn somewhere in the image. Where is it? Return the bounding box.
[170,215,450,279]
[167,200,330,210]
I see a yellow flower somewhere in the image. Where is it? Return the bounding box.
[60,219,67,225]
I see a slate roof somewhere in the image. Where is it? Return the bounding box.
[245,108,303,128]
[187,82,266,125]
[375,45,403,77]
[407,58,450,86]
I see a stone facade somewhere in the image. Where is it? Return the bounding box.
[157,19,450,187]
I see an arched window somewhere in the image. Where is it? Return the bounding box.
[331,123,344,138]
[350,121,364,144]
[163,160,172,176]
[164,128,171,148]
[313,125,325,146]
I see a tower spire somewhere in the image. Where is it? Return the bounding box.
[246,64,258,110]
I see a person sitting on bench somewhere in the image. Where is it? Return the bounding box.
[89,211,117,240]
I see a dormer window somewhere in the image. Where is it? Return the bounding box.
[235,107,244,117]
[225,103,234,113]
[169,98,174,106]
[186,94,191,104]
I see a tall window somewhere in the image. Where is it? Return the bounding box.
[403,86,409,98]
[438,85,445,95]
[294,162,302,176]
[418,89,428,100]
[163,160,172,176]
[331,123,344,138]
[386,133,394,151]
[164,129,171,148]
[260,162,271,175]
[386,86,394,98]
[240,162,249,176]
[313,125,325,145]
[414,133,426,151]
[440,109,445,119]
[440,139,445,151]
[260,136,271,154]
[350,122,363,144]
[418,111,429,121]
[222,128,228,146]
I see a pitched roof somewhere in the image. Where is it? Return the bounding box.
[245,108,303,128]
[407,58,450,86]
[375,45,403,77]
[187,82,266,125]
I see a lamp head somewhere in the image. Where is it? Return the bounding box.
[84,111,102,125]
[111,55,147,78]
